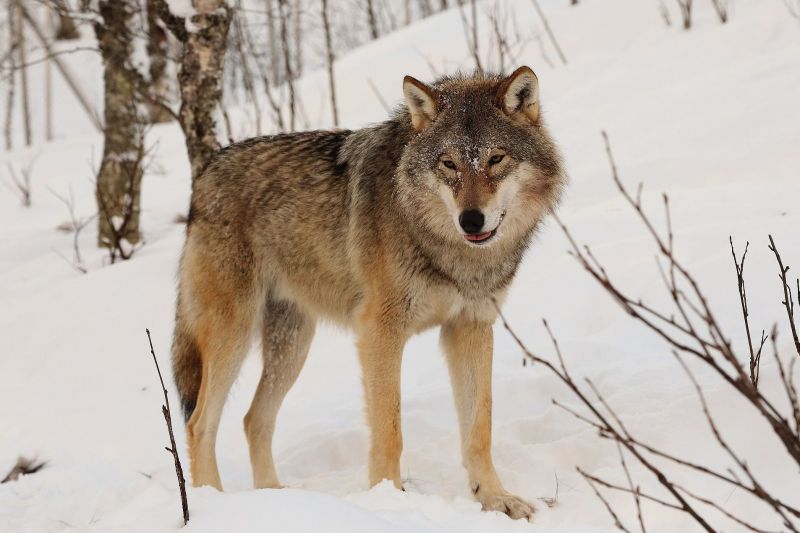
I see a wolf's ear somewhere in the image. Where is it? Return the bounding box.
[496,66,540,126]
[403,76,438,131]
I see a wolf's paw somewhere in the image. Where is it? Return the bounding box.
[477,490,535,521]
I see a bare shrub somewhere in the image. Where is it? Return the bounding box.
[145,329,189,525]
[496,132,800,531]
[710,0,729,23]
[51,186,95,274]
[458,0,483,73]
[658,0,672,26]
[530,0,568,65]
[486,2,530,73]
[4,157,35,207]
[675,0,692,29]
[2,457,45,483]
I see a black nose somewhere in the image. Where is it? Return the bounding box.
[459,209,485,234]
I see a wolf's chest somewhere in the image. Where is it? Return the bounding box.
[409,283,499,333]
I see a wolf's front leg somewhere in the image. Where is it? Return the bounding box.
[440,320,534,521]
[356,303,407,490]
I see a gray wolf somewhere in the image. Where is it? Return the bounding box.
[172,66,565,520]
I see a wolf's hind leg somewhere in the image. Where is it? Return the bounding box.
[440,319,534,521]
[244,299,315,489]
[186,300,256,490]
[180,236,261,491]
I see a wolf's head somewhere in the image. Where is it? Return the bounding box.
[396,67,565,249]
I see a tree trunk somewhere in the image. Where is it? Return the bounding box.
[710,0,728,23]
[366,0,379,39]
[45,11,53,140]
[152,0,231,180]
[146,0,170,123]
[293,0,302,77]
[95,0,144,250]
[321,0,337,126]
[231,6,262,134]
[20,4,103,131]
[15,0,31,146]
[52,0,80,40]
[417,0,432,17]
[4,0,16,150]
[177,1,232,179]
[470,0,479,71]
[676,0,692,29]
[266,0,281,83]
[278,0,295,131]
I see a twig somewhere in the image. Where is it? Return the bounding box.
[2,457,45,483]
[278,0,295,131]
[580,470,634,532]
[145,329,189,525]
[617,443,647,532]
[49,186,94,274]
[538,470,559,507]
[18,3,103,131]
[458,0,483,73]
[0,46,99,74]
[321,0,338,126]
[730,237,765,387]
[367,77,390,114]
[530,0,567,65]
[675,0,693,30]
[6,161,32,206]
[768,235,800,360]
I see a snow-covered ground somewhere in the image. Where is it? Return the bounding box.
[2,1,799,531]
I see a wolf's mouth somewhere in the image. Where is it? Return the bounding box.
[465,230,496,244]
[463,211,505,245]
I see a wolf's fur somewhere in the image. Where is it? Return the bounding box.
[172,67,565,520]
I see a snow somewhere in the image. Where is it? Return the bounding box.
[2,0,800,532]
[166,0,196,20]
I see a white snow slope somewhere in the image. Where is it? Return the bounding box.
[2,1,799,532]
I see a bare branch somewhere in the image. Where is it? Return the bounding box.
[145,329,189,525]
[2,457,45,483]
[730,237,763,387]
[579,469,634,532]
[530,0,567,65]
[50,185,95,273]
[494,131,800,531]
[769,235,800,360]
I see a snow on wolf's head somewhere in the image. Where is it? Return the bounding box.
[397,67,565,250]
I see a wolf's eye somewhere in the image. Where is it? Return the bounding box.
[488,154,505,166]
[442,160,457,170]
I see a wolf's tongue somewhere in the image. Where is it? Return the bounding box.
[466,231,493,242]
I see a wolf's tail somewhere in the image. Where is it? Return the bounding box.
[172,305,202,423]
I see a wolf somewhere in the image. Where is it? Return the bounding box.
[172,66,565,520]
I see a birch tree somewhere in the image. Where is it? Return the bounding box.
[321,0,337,126]
[94,0,145,251]
[154,0,232,180]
